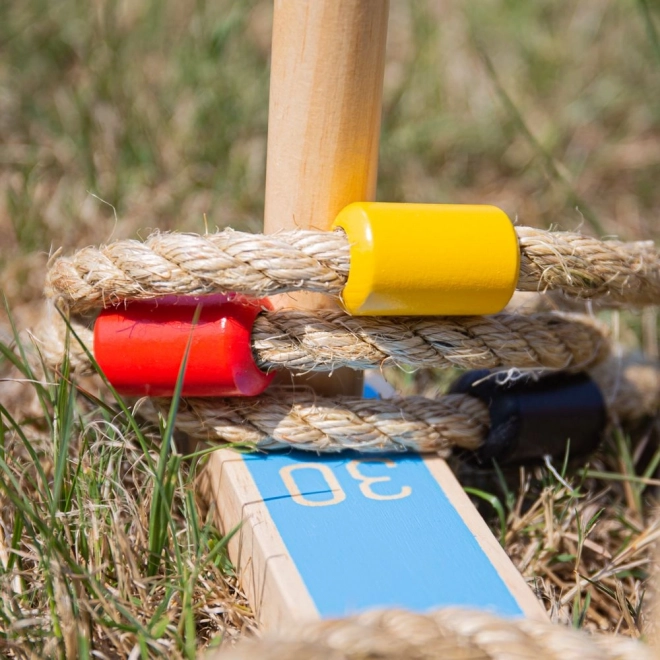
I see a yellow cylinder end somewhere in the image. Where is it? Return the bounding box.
[332,202,520,316]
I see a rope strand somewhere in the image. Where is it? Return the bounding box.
[46,227,660,313]
[39,308,608,375]
[141,358,660,454]
[209,607,653,660]
[253,309,607,372]
[46,229,350,313]
[145,389,488,454]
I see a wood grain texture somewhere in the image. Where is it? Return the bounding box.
[265,0,388,237]
[264,0,388,396]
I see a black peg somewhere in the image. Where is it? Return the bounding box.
[449,370,607,466]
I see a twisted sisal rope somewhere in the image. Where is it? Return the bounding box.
[209,607,653,660]
[42,230,660,656]
[146,388,488,454]
[42,308,608,375]
[138,358,660,454]
[253,309,607,372]
[38,305,649,456]
[45,226,660,313]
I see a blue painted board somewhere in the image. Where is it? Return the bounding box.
[243,450,523,618]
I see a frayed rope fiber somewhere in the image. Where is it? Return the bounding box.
[46,226,660,312]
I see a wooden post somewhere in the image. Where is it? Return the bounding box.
[265,0,387,248]
[203,0,547,631]
[264,0,388,396]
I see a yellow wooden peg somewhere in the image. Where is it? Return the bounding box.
[332,202,520,316]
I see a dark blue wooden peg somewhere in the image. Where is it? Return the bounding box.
[449,370,607,466]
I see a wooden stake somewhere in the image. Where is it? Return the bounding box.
[264,0,388,396]
[264,0,387,280]
[203,0,547,631]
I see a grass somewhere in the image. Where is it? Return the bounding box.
[0,319,253,658]
[461,456,660,634]
[2,0,660,656]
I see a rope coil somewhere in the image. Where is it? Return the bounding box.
[46,226,660,313]
[39,224,660,657]
[210,607,654,660]
[39,221,660,456]
[43,308,608,375]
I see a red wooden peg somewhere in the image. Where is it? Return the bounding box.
[94,294,274,397]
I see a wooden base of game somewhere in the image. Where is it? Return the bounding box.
[205,375,546,630]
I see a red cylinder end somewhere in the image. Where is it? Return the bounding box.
[94,294,275,397]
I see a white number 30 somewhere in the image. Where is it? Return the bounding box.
[346,459,412,501]
[279,459,412,506]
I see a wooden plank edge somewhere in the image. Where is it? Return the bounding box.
[206,448,319,631]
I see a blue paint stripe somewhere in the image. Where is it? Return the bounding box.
[243,450,523,618]
[362,381,381,399]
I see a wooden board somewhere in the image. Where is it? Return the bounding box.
[205,376,546,630]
